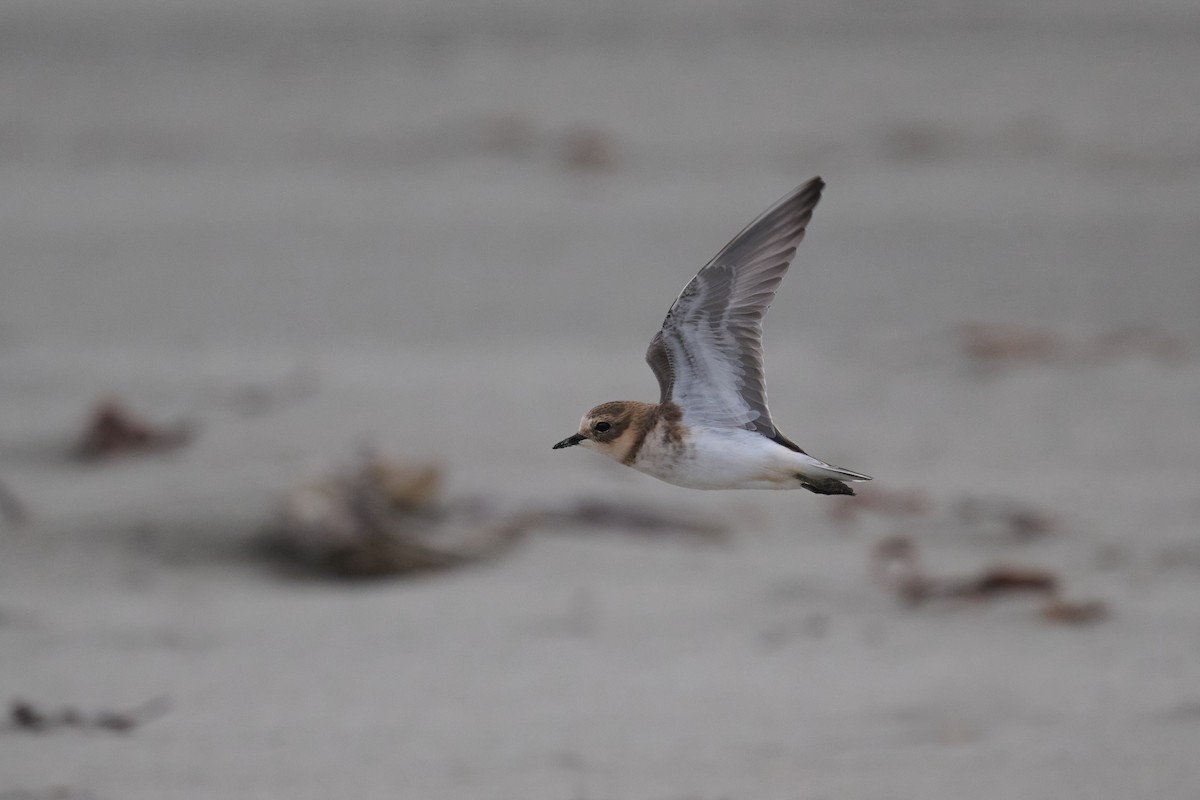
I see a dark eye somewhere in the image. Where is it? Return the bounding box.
[594,421,611,432]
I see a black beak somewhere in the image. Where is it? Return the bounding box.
[552,433,586,450]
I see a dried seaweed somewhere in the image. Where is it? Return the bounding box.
[871,536,1107,624]
[9,697,168,734]
[266,454,528,579]
[266,454,730,579]
[75,399,193,460]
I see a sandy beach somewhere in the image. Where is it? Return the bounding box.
[2,2,1200,798]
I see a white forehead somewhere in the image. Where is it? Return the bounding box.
[577,415,598,448]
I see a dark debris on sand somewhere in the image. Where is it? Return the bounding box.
[872,535,1109,625]
[9,697,169,735]
[264,455,520,579]
[831,486,1056,542]
[959,322,1187,369]
[264,453,730,580]
[75,399,194,460]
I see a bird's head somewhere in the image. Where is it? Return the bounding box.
[552,400,645,461]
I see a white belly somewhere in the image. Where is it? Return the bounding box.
[631,426,803,490]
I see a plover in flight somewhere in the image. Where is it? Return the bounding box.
[553,177,871,495]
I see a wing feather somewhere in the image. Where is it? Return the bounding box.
[645,177,824,438]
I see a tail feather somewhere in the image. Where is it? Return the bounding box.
[796,453,873,483]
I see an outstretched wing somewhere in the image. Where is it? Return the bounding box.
[645,177,823,441]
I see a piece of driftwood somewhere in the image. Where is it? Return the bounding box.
[75,399,193,460]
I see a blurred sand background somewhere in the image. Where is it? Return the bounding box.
[2,0,1200,797]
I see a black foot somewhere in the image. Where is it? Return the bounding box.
[798,477,855,496]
